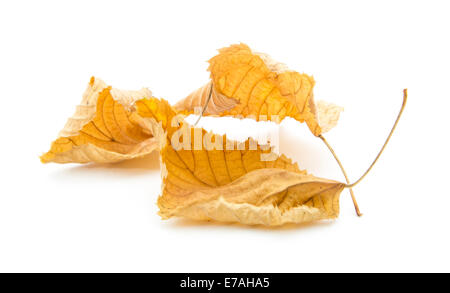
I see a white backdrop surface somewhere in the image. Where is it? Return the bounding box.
[0,0,449,272]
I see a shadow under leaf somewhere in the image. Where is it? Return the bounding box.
[163,217,336,233]
[49,151,161,178]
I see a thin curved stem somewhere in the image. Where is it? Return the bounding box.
[345,89,408,188]
[318,134,362,216]
[194,83,213,126]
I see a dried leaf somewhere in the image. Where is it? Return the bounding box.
[175,43,341,136]
[158,130,344,225]
[41,77,158,163]
[160,168,344,226]
[133,98,345,225]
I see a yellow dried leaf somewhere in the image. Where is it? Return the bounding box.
[41,77,159,163]
[132,96,346,225]
[175,43,341,136]
[160,168,344,226]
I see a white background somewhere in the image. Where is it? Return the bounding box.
[0,0,449,273]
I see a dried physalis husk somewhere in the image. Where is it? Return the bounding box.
[41,77,159,163]
[135,98,345,226]
[175,43,343,136]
